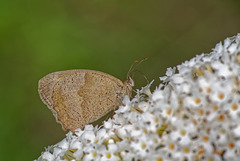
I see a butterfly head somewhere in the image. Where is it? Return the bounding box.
[123,76,134,97]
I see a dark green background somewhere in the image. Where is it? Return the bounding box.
[1,0,239,160]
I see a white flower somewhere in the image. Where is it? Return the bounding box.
[39,152,54,161]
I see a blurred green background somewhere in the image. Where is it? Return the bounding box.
[0,0,240,160]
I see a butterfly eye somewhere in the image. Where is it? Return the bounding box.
[128,76,135,87]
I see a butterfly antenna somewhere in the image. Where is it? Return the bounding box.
[127,58,148,78]
[134,69,149,84]
[127,60,138,78]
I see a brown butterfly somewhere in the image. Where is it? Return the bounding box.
[38,58,146,132]
[38,69,134,132]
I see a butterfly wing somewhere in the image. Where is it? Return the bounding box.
[38,69,125,131]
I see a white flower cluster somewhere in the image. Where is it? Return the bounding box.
[36,34,240,161]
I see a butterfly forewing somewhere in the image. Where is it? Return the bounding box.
[38,69,128,132]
